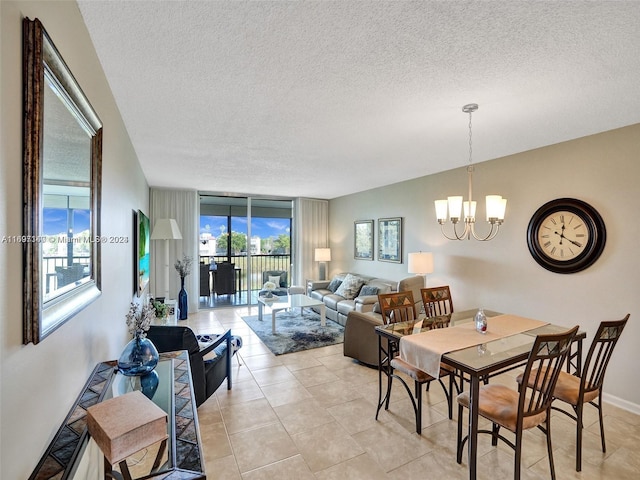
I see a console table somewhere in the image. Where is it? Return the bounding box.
[29,351,206,479]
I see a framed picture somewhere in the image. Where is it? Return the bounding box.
[354,220,374,260]
[136,210,150,296]
[378,217,403,263]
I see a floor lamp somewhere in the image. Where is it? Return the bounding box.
[315,248,331,281]
[150,218,182,300]
[408,252,434,287]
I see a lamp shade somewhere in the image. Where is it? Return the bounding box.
[314,248,331,262]
[408,252,434,275]
[150,219,182,240]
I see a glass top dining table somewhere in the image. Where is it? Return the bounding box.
[375,309,585,480]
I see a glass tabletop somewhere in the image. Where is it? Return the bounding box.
[258,293,322,308]
[375,309,502,339]
[375,310,582,374]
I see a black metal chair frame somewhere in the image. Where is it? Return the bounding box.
[549,314,629,472]
[456,326,579,480]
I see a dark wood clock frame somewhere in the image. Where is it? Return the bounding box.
[527,198,606,274]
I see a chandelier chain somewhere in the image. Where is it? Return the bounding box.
[468,110,473,166]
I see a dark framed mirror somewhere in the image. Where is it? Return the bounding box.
[23,18,102,344]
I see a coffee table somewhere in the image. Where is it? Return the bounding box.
[257,294,326,333]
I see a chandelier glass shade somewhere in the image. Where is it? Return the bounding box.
[435,104,506,241]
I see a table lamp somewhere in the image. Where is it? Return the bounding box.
[315,247,331,281]
[408,251,434,287]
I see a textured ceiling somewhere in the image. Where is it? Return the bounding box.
[76,1,640,200]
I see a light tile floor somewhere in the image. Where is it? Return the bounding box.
[185,307,640,479]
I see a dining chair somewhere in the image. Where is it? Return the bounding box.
[518,314,629,472]
[420,285,453,319]
[377,291,457,433]
[377,291,418,324]
[456,325,579,480]
[213,262,236,297]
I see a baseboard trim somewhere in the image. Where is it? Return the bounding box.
[603,392,640,415]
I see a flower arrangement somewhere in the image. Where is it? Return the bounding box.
[174,254,193,279]
[263,281,277,292]
[262,281,277,299]
[125,301,155,339]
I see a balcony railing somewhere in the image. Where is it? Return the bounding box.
[42,255,91,293]
[200,254,291,291]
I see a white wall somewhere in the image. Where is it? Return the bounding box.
[1,2,149,478]
[330,124,640,412]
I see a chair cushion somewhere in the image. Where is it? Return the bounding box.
[517,369,599,405]
[197,334,243,356]
[390,357,453,383]
[457,384,547,432]
[554,371,599,404]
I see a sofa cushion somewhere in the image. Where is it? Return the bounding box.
[327,277,343,293]
[337,299,357,315]
[322,294,345,311]
[364,279,394,294]
[334,274,366,300]
[360,285,379,296]
[309,289,330,301]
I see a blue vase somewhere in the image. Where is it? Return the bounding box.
[178,277,188,320]
[117,336,159,376]
[140,370,159,399]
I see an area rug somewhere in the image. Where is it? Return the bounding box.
[241,309,344,355]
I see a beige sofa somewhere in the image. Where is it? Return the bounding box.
[308,272,424,327]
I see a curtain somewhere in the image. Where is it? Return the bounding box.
[293,198,329,285]
[150,188,199,312]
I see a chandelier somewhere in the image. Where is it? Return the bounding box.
[435,104,506,241]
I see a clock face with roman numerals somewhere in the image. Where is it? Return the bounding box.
[527,198,606,274]
[537,210,589,260]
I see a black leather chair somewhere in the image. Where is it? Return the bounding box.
[146,325,241,407]
[213,262,236,297]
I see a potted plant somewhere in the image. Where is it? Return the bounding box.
[152,299,168,320]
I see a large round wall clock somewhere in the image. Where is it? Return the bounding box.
[527,198,606,274]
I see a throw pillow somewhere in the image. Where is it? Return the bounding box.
[334,273,366,300]
[268,275,281,287]
[373,302,381,314]
[327,277,342,293]
[360,285,379,296]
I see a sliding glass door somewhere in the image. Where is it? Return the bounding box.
[199,195,293,307]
